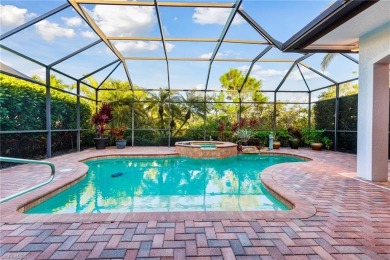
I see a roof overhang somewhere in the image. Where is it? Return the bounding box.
[282,0,381,53]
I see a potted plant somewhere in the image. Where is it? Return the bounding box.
[234,128,253,146]
[272,131,281,149]
[302,128,327,150]
[276,128,290,147]
[322,136,333,150]
[91,103,113,149]
[110,127,127,149]
[287,127,302,149]
[254,130,269,148]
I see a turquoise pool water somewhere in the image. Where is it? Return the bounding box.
[26,155,305,214]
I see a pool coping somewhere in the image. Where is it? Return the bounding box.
[175,141,237,148]
[0,151,316,223]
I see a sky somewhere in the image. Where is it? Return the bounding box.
[0,0,359,101]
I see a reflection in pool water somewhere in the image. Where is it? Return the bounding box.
[26,155,305,213]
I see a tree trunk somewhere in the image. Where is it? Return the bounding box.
[174,110,191,137]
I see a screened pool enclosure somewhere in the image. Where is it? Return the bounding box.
[0,0,362,158]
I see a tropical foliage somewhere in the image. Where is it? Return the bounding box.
[0,74,92,131]
[92,103,113,138]
[234,129,254,142]
[2,64,362,158]
[0,73,93,159]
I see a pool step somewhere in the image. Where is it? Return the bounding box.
[241,146,259,154]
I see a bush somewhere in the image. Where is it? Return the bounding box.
[133,130,161,146]
[81,129,96,149]
[276,128,290,147]
[167,136,192,146]
[302,128,325,144]
[0,74,93,158]
[0,133,46,160]
[254,130,270,147]
[0,74,92,131]
[313,95,358,153]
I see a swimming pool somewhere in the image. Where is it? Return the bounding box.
[26,155,305,214]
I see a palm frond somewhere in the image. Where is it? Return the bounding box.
[321,53,338,71]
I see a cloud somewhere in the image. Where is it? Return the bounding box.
[90,5,155,36]
[30,68,45,79]
[253,69,287,79]
[199,52,213,59]
[193,83,204,90]
[193,8,244,25]
[114,41,174,53]
[115,41,155,53]
[237,65,250,71]
[237,64,286,81]
[163,26,169,36]
[199,52,223,59]
[35,20,75,41]
[199,50,240,59]
[81,30,96,38]
[218,49,241,59]
[61,16,82,27]
[0,5,36,28]
[290,66,330,80]
[165,43,175,52]
[242,65,330,81]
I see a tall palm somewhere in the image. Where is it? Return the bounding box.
[173,91,205,137]
[145,90,170,130]
[321,53,339,72]
[145,90,180,134]
[32,74,69,90]
[81,75,99,100]
[97,79,148,128]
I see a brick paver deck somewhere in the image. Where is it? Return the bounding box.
[1,147,389,259]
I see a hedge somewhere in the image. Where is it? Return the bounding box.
[0,74,93,159]
[313,94,358,153]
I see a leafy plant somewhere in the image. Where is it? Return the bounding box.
[110,127,126,141]
[302,128,328,144]
[322,136,333,150]
[287,127,302,139]
[0,73,94,158]
[92,103,113,138]
[234,128,254,142]
[275,128,289,140]
[254,130,269,147]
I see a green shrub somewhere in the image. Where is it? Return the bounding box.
[302,128,325,144]
[0,74,93,158]
[276,128,290,147]
[81,129,97,148]
[254,130,270,147]
[0,74,92,130]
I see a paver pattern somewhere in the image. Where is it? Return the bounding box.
[1,147,389,259]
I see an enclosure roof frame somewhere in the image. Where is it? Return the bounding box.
[0,0,364,95]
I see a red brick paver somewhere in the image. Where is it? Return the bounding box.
[1,147,389,259]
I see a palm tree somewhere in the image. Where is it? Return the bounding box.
[145,90,181,135]
[321,53,339,71]
[145,89,170,130]
[173,91,205,137]
[32,74,69,90]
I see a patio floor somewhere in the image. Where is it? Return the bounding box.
[1,147,389,259]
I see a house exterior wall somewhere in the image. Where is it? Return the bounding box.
[357,22,390,181]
